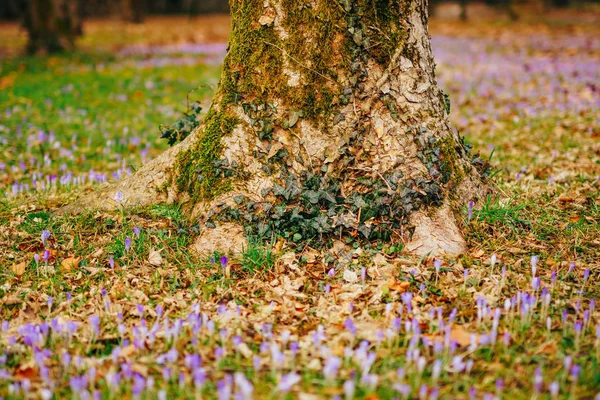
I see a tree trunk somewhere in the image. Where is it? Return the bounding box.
[66,0,487,256]
[459,0,469,21]
[504,0,519,20]
[24,0,82,55]
[121,0,144,23]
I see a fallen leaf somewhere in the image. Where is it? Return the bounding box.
[388,280,410,293]
[238,342,253,359]
[3,295,22,305]
[471,249,485,258]
[148,249,163,267]
[14,361,37,381]
[536,341,558,354]
[61,256,81,273]
[11,261,27,276]
[424,325,473,348]
[343,268,358,283]
[449,325,474,347]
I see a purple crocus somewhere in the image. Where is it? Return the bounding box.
[343,379,355,400]
[220,256,228,270]
[41,230,51,247]
[89,315,100,338]
[531,255,539,276]
[344,318,357,336]
[124,237,132,253]
[277,372,300,393]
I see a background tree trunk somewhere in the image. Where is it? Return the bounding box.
[24,0,82,54]
[121,0,144,23]
[459,0,469,20]
[67,0,487,256]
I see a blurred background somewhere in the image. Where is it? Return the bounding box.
[0,1,598,200]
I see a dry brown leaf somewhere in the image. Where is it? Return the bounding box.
[148,249,163,267]
[14,361,37,381]
[343,269,359,283]
[388,280,410,293]
[61,256,81,273]
[11,261,27,276]
[450,325,473,347]
[471,249,485,258]
[3,295,22,305]
[424,325,473,348]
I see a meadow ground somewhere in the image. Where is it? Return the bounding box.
[0,11,599,400]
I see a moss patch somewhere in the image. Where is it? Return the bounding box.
[175,108,239,200]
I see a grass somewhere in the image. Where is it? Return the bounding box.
[0,13,599,400]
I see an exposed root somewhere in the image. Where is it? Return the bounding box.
[406,202,466,257]
[192,223,247,255]
[58,133,196,215]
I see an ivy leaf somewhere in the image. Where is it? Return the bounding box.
[358,224,372,239]
[303,190,320,204]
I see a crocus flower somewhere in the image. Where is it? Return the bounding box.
[41,230,51,247]
[323,356,342,381]
[277,372,300,393]
[531,255,538,276]
[344,318,357,336]
[125,237,132,252]
[220,256,228,270]
[234,372,253,400]
[343,379,355,400]
[434,259,442,273]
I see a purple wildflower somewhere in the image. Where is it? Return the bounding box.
[41,230,51,247]
[277,372,300,393]
[219,256,228,269]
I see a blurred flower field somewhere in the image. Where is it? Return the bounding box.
[0,15,599,400]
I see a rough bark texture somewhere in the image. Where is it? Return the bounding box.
[66,0,487,256]
[24,0,82,54]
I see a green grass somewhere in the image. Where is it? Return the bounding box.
[0,15,599,400]
[0,51,218,198]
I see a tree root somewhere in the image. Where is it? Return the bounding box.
[58,133,195,215]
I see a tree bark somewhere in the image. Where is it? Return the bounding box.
[24,0,82,54]
[459,0,468,21]
[66,0,487,256]
[121,0,145,23]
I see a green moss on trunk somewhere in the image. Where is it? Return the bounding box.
[174,0,419,202]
